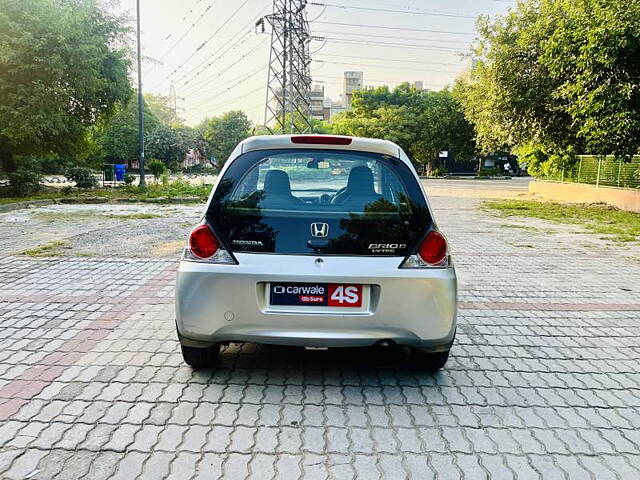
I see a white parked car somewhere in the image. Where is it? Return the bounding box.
[175,135,457,370]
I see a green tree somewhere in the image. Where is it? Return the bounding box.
[95,97,160,168]
[456,0,640,166]
[201,111,252,167]
[146,124,199,170]
[0,0,131,173]
[331,84,475,172]
[271,114,329,134]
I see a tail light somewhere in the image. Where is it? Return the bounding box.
[418,231,448,265]
[400,230,449,268]
[184,224,237,264]
[189,225,219,258]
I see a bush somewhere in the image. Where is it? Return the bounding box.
[478,167,500,177]
[147,159,167,181]
[8,162,42,196]
[124,173,135,185]
[65,166,98,189]
[516,144,578,179]
[430,166,447,177]
[182,163,213,175]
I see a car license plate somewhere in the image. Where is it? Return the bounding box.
[270,282,363,307]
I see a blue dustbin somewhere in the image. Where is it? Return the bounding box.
[114,164,127,181]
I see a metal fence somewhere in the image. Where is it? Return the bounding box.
[540,156,640,188]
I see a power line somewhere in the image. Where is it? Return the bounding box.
[313,59,463,75]
[177,3,272,85]
[309,2,476,19]
[314,30,471,46]
[314,75,447,89]
[313,21,476,36]
[180,31,253,84]
[324,37,465,53]
[165,0,252,80]
[162,0,205,40]
[341,0,476,17]
[190,64,267,106]
[159,0,218,61]
[187,84,265,116]
[187,52,268,96]
[182,37,267,94]
[317,53,462,67]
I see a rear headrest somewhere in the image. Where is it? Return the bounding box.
[346,166,376,195]
[263,169,292,195]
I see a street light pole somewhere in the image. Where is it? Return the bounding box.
[136,0,146,188]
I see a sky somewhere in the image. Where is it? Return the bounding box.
[122,0,515,126]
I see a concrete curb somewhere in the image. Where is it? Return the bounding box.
[420,176,514,180]
[56,197,109,204]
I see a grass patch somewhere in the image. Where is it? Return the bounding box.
[500,224,540,232]
[103,213,161,220]
[22,240,69,257]
[0,181,212,205]
[485,199,640,242]
[34,211,161,222]
[35,211,97,222]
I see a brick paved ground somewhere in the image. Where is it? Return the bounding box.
[0,182,639,479]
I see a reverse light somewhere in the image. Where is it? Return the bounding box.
[291,135,352,145]
[189,225,219,258]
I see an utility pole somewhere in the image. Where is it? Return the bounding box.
[136,0,146,188]
[257,0,314,134]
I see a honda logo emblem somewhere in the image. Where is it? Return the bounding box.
[310,222,329,237]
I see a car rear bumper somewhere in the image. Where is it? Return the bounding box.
[175,253,457,350]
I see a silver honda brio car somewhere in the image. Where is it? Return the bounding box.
[175,135,457,370]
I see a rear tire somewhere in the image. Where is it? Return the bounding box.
[412,349,450,371]
[181,344,220,369]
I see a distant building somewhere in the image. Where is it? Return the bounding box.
[319,96,347,121]
[330,100,347,119]
[323,97,332,121]
[180,149,207,169]
[413,81,424,91]
[343,71,364,108]
[309,85,325,121]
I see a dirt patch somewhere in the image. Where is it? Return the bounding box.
[152,240,184,257]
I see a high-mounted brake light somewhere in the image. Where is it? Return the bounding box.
[189,225,219,259]
[418,231,448,266]
[291,135,352,145]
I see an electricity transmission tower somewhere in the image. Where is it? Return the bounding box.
[257,0,313,134]
[168,81,178,122]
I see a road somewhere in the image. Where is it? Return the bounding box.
[0,180,639,479]
[423,177,532,197]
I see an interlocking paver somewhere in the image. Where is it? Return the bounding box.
[1,186,640,478]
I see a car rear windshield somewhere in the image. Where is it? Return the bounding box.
[206,148,432,256]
